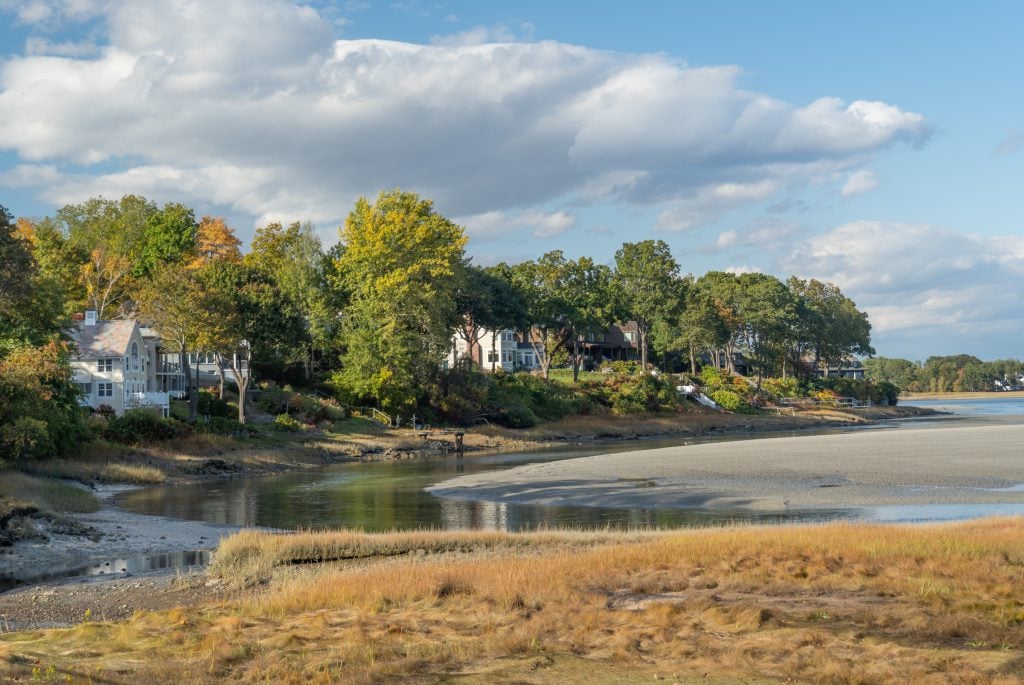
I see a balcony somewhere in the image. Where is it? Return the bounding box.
[124,391,171,417]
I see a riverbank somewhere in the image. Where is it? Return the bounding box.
[429,422,1024,512]
[2,519,1023,683]
[903,390,1024,400]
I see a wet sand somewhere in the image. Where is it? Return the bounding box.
[428,423,1024,512]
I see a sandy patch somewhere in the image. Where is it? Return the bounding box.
[428,423,1024,512]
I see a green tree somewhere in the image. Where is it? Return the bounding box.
[561,257,615,383]
[333,190,467,413]
[613,240,681,369]
[137,263,225,421]
[787,277,874,376]
[135,202,198,276]
[245,220,328,378]
[735,272,798,380]
[56,195,156,318]
[508,252,573,379]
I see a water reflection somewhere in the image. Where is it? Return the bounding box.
[114,404,1024,532]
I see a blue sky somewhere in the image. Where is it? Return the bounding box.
[1,1,1022,361]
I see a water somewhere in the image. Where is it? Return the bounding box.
[114,434,863,532]
[112,397,1024,531]
[0,550,210,592]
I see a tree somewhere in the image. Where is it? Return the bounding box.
[613,240,680,369]
[561,257,615,383]
[137,263,224,421]
[202,262,308,423]
[244,220,327,378]
[698,271,744,372]
[508,252,573,380]
[56,195,156,318]
[787,277,874,375]
[333,190,467,413]
[735,272,798,380]
[135,202,198,276]
[189,217,242,268]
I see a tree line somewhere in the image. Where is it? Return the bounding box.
[3,189,875,438]
[865,355,1024,393]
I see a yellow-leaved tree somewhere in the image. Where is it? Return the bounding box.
[333,190,467,415]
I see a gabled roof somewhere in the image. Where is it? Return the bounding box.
[72,320,138,359]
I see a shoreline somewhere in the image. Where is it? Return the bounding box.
[429,421,1024,513]
[0,404,939,592]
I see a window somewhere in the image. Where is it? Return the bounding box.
[623,331,636,343]
[503,331,516,342]
[97,358,113,372]
[503,350,514,363]
[487,351,499,363]
[131,342,139,371]
[78,382,92,397]
[97,382,113,398]
[522,355,533,367]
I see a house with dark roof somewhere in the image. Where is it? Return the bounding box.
[70,311,171,417]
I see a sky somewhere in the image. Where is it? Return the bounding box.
[0,0,1022,361]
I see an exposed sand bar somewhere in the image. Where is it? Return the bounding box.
[427,423,1024,511]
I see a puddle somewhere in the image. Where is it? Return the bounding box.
[0,549,212,593]
[865,503,1024,522]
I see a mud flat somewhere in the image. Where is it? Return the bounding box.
[428,423,1024,512]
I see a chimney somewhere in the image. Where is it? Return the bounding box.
[84,310,98,326]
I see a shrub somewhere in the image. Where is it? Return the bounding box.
[273,414,303,432]
[103,410,189,443]
[496,404,539,428]
[761,377,799,399]
[0,417,52,465]
[197,391,230,418]
[709,389,749,412]
[197,416,245,435]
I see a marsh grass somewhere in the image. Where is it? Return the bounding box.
[3,519,1024,683]
[0,472,99,513]
[27,457,167,485]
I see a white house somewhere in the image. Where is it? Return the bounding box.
[70,311,172,417]
[449,328,543,372]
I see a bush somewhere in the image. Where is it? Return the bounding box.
[103,410,189,443]
[709,389,749,412]
[496,404,539,428]
[273,414,303,432]
[0,417,53,465]
[197,391,230,418]
[197,416,245,435]
[761,377,799,398]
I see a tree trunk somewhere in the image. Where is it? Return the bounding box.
[638,323,648,369]
[227,350,249,425]
[688,344,697,374]
[572,337,581,384]
[491,333,497,372]
[181,348,197,422]
[215,353,226,399]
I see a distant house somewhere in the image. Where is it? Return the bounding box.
[579,322,640,369]
[817,359,866,380]
[450,328,543,372]
[70,311,173,417]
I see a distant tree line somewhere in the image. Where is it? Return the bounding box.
[4,189,876,439]
[865,355,1024,393]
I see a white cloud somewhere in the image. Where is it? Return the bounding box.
[457,209,577,240]
[0,0,931,243]
[783,221,1024,354]
[714,219,802,251]
[840,169,878,197]
[724,265,763,275]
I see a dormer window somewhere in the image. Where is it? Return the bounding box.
[97,358,113,372]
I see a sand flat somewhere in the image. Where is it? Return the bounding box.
[428,423,1024,511]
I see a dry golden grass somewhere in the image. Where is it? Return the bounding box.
[4,519,1024,683]
[0,472,99,513]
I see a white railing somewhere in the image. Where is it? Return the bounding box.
[124,391,171,412]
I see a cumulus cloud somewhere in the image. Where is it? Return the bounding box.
[457,209,577,240]
[714,219,803,251]
[783,221,1024,354]
[840,169,879,197]
[0,0,930,242]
